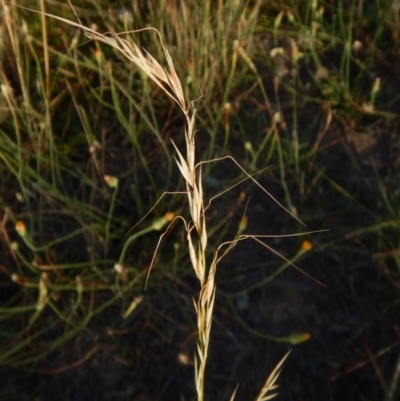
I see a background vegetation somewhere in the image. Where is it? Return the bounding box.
[0,0,399,400]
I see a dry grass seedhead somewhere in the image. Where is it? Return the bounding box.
[13,2,293,400]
